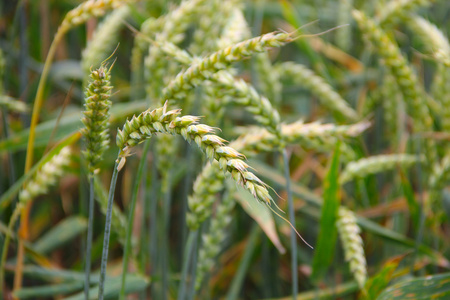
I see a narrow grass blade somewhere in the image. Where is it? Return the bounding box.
[66,274,149,300]
[33,216,87,254]
[14,281,84,299]
[226,224,260,300]
[362,254,404,300]
[311,141,341,282]
[399,169,420,231]
[235,187,286,254]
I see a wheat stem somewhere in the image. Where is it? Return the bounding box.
[84,177,95,300]
[119,140,151,300]
[97,154,120,300]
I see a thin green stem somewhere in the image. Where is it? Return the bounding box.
[84,176,95,300]
[282,148,298,299]
[0,206,22,294]
[177,230,197,300]
[226,224,260,300]
[119,141,151,300]
[97,153,120,300]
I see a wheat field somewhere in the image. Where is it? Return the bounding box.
[0,0,449,299]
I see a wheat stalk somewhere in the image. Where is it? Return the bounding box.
[376,0,433,26]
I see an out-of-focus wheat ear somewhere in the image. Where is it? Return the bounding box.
[276,62,359,122]
[376,0,433,27]
[0,147,72,288]
[407,15,450,65]
[380,70,404,143]
[211,71,281,135]
[187,161,226,230]
[339,154,424,185]
[0,95,28,113]
[336,207,367,288]
[60,0,133,34]
[81,63,113,175]
[81,6,130,74]
[189,0,233,55]
[254,53,282,107]
[217,7,251,49]
[336,0,354,52]
[353,10,432,132]
[162,30,296,102]
[195,185,235,291]
[233,121,369,162]
[142,0,209,102]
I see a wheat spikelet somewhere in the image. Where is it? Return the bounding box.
[277,62,359,122]
[336,207,367,288]
[81,64,113,174]
[116,102,274,205]
[195,186,235,290]
[340,154,423,184]
[81,6,130,74]
[353,10,432,132]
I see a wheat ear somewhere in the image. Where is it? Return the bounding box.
[336,207,367,288]
[195,186,236,291]
[0,147,72,289]
[340,154,424,184]
[353,10,432,131]
[162,31,296,102]
[376,0,433,26]
[116,102,274,205]
[277,62,359,121]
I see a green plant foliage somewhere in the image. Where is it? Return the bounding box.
[377,272,450,300]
